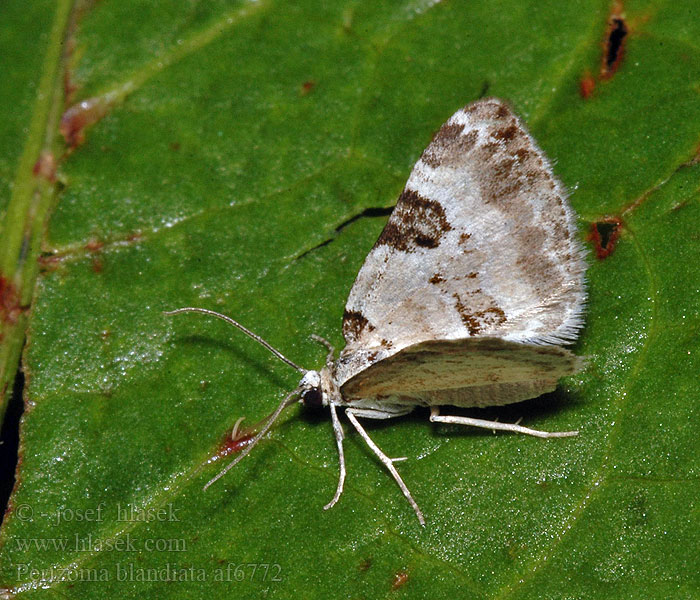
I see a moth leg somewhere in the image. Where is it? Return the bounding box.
[310,334,335,365]
[324,402,346,511]
[429,407,578,438]
[342,406,412,461]
[346,409,425,526]
[344,406,413,419]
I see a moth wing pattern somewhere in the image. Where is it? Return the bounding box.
[340,99,586,387]
[339,337,581,409]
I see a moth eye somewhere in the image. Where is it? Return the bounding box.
[301,387,323,409]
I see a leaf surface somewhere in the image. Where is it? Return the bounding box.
[0,1,698,598]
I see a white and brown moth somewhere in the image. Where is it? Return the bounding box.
[167,98,587,526]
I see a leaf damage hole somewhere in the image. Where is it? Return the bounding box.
[601,6,628,79]
[588,217,622,259]
[0,370,25,527]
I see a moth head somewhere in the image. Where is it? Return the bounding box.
[299,370,325,409]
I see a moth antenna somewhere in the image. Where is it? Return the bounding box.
[203,386,302,490]
[164,307,305,373]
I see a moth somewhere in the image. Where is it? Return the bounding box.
[167,98,587,526]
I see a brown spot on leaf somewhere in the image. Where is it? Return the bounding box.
[92,257,103,273]
[579,70,596,99]
[587,217,622,259]
[214,418,259,459]
[0,277,22,325]
[85,239,104,253]
[60,96,113,147]
[32,151,56,182]
[218,433,255,457]
[300,80,316,95]
[374,189,452,252]
[429,273,445,285]
[85,239,104,272]
[343,309,375,341]
[38,253,62,272]
[64,59,78,105]
[391,570,409,591]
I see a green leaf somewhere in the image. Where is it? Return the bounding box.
[1,0,698,598]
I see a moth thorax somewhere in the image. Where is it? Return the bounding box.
[299,370,324,409]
